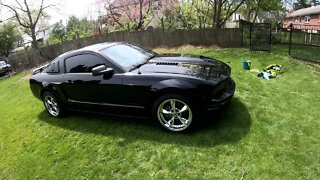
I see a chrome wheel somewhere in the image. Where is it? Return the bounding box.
[44,95,60,117]
[157,99,193,132]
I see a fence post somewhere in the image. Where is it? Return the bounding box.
[289,23,293,55]
[269,24,272,52]
[240,20,243,47]
[161,18,164,31]
[249,23,252,51]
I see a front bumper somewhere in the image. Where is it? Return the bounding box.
[206,78,235,111]
[0,66,12,74]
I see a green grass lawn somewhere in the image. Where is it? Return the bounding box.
[1,46,320,179]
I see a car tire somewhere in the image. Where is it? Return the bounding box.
[152,94,195,132]
[42,92,64,117]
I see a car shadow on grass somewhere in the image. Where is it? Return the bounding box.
[38,98,251,147]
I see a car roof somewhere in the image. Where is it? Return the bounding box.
[79,42,122,51]
[55,42,124,60]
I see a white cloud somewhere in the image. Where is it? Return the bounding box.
[49,0,98,24]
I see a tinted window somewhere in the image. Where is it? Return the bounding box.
[65,54,106,73]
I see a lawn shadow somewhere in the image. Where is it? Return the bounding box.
[38,98,251,147]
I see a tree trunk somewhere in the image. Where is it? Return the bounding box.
[252,7,260,22]
[213,0,217,27]
[214,0,222,28]
[252,0,261,23]
[30,27,38,49]
[246,10,252,21]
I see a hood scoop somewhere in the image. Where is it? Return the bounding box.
[153,62,179,66]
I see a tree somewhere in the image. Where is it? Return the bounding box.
[294,0,311,10]
[293,0,320,10]
[173,1,199,29]
[48,21,66,44]
[0,22,22,56]
[209,0,246,28]
[0,0,54,48]
[65,16,94,40]
[101,0,155,31]
[168,0,212,29]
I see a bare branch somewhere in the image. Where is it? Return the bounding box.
[12,0,28,12]
[108,4,124,28]
[0,1,29,28]
[220,0,246,27]
[34,0,44,25]
[1,0,53,48]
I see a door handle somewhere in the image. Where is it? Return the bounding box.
[66,80,74,84]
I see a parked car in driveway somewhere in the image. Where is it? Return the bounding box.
[29,42,235,132]
[0,61,12,76]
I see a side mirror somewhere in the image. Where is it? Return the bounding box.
[92,65,114,79]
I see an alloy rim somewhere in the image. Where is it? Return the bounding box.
[44,95,59,117]
[157,99,192,131]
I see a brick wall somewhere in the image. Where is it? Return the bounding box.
[284,14,320,30]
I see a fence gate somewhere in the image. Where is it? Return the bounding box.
[240,20,271,52]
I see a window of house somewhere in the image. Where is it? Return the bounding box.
[234,14,240,21]
[65,54,106,73]
[305,15,310,23]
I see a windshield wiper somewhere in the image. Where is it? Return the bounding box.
[129,55,156,72]
[147,55,156,61]
[129,61,146,72]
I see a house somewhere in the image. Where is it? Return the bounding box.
[224,11,278,28]
[11,23,57,53]
[283,4,320,32]
[224,13,244,28]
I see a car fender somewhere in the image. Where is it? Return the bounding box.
[149,79,202,105]
[41,82,68,103]
[151,79,197,92]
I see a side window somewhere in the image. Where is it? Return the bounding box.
[65,54,106,73]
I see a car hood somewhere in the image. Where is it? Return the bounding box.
[138,54,231,81]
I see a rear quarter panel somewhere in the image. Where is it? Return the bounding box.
[29,73,66,102]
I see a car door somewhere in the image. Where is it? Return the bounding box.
[62,53,126,106]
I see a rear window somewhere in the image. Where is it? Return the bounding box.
[43,61,59,73]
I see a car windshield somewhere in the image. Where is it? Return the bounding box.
[0,61,6,66]
[100,44,155,71]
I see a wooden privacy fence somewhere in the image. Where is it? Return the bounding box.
[8,28,242,72]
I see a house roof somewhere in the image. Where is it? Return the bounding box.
[287,5,320,17]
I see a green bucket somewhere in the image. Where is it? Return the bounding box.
[242,60,251,70]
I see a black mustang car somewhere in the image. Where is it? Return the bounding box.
[30,42,235,132]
